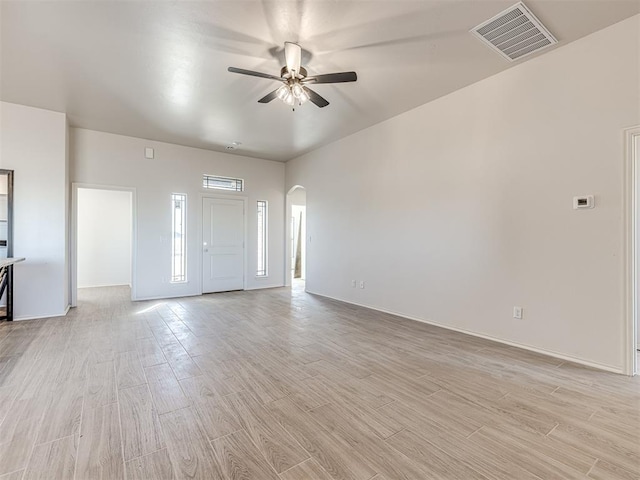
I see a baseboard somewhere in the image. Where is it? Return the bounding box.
[245,284,285,291]
[132,292,201,302]
[78,283,131,289]
[308,290,624,375]
[14,304,71,321]
[134,284,285,301]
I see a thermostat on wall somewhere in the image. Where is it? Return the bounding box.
[144,147,154,159]
[573,195,594,209]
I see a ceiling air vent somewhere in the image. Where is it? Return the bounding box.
[470,2,557,62]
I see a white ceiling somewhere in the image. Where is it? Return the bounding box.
[1,1,638,162]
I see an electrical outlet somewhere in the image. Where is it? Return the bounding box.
[351,280,356,288]
[359,281,365,289]
[513,306,523,319]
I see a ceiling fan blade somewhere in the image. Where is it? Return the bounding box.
[284,42,302,77]
[303,87,329,108]
[228,67,285,82]
[302,72,358,84]
[258,90,279,103]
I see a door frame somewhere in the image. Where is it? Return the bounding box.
[70,183,137,306]
[624,126,640,376]
[199,193,248,294]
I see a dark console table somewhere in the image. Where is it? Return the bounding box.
[0,257,25,321]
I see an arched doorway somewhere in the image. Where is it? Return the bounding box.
[285,186,306,290]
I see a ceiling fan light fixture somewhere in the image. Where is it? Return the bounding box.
[284,91,296,106]
[276,85,290,101]
[291,83,305,99]
[297,89,310,104]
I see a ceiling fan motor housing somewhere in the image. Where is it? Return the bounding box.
[280,66,308,80]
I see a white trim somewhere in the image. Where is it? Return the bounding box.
[309,290,624,375]
[624,126,640,376]
[71,183,137,305]
[256,199,268,278]
[15,304,71,321]
[245,284,284,291]
[170,192,188,284]
[199,193,248,294]
[134,292,201,302]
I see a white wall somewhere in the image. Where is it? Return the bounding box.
[77,188,132,288]
[71,129,285,300]
[0,102,69,319]
[286,15,640,372]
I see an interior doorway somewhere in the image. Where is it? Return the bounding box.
[637,130,640,373]
[71,184,136,306]
[627,126,640,376]
[0,170,13,319]
[286,186,306,290]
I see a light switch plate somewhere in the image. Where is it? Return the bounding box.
[573,195,594,209]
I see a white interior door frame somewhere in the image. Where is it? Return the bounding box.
[624,126,640,376]
[198,193,248,294]
[70,182,137,306]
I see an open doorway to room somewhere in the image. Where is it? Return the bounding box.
[72,186,134,307]
[286,186,306,292]
[630,127,640,376]
[0,170,13,320]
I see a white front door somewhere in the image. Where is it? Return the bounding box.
[202,197,244,293]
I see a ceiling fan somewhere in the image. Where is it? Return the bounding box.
[227,42,357,108]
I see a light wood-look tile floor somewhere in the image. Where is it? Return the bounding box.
[0,284,638,479]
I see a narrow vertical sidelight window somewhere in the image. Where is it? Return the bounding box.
[256,200,267,277]
[171,193,187,283]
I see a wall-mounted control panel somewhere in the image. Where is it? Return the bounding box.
[573,195,594,209]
